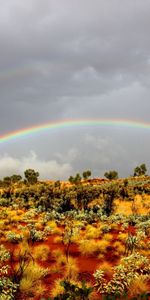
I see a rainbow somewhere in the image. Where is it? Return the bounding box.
[0,119,150,144]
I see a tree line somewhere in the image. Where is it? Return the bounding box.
[0,163,148,187]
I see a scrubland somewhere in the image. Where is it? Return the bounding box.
[0,176,150,299]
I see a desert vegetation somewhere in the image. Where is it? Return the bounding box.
[0,167,150,299]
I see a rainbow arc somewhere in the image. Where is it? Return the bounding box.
[0,119,149,144]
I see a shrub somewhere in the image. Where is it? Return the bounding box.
[64,257,79,280]
[51,279,93,300]
[6,232,23,243]
[19,261,49,294]
[32,244,50,261]
[78,239,99,256]
[0,245,18,299]
[94,253,150,297]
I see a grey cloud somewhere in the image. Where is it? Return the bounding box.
[0,0,150,178]
[0,151,72,180]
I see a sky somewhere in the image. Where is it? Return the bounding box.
[0,0,150,180]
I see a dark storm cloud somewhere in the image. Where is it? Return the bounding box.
[0,0,150,178]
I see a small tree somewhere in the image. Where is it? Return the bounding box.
[133,163,147,177]
[3,176,11,187]
[68,173,82,185]
[104,170,118,180]
[62,218,79,263]
[82,170,91,180]
[24,169,39,184]
[11,174,22,184]
[102,183,119,216]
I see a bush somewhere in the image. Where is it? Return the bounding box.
[0,245,18,299]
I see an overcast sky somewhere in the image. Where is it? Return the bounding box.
[0,0,150,180]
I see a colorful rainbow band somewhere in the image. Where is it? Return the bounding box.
[0,119,149,144]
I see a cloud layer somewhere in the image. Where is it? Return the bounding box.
[0,0,150,178]
[0,151,72,180]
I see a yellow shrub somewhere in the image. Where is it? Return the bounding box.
[35,222,43,231]
[84,225,101,239]
[52,249,63,259]
[54,236,62,244]
[97,261,113,277]
[97,253,105,260]
[110,223,118,230]
[118,232,128,242]
[115,199,132,215]
[19,277,36,292]
[0,220,5,230]
[32,282,46,297]
[51,279,65,298]
[10,215,21,223]
[113,241,125,255]
[13,240,30,260]
[97,240,110,254]
[32,244,50,261]
[103,233,113,242]
[128,275,150,298]
[64,257,79,280]
[78,239,99,255]
[56,254,67,266]
[19,261,49,293]
[47,220,61,234]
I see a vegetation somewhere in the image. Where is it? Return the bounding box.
[104,170,118,180]
[0,167,150,299]
[133,163,147,177]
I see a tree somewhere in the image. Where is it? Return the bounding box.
[3,176,11,186]
[133,163,147,177]
[68,173,82,185]
[104,170,118,180]
[11,174,22,184]
[82,170,91,180]
[102,183,119,216]
[24,169,39,184]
